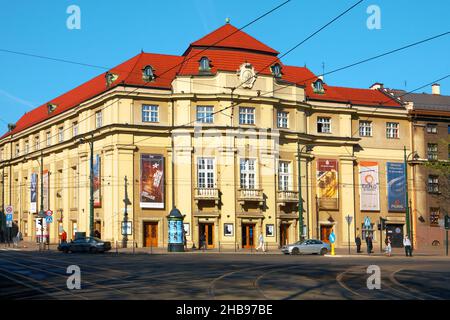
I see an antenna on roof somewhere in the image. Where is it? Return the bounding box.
[225,17,231,24]
[404,80,407,89]
[322,62,325,81]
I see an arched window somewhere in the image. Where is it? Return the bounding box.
[313,79,324,93]
[143,65,155,81]
[199,57,211,73]
[271,63,282,78]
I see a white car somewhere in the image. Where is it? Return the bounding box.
[281,239,330,255]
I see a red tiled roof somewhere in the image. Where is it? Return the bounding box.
[185,24,279,56]
[178,48,280,76]
[281,65,401,107]
[2,52,183,139]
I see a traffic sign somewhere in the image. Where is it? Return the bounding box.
[45,216,53,224]
[6,213,12,222]
[6,221,12,228]
[5,205,13,215]
[46,210,53,217]
[445,215,450,230]
[329,231,336,244]
[345,215,353,225]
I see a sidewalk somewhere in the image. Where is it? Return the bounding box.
[2,241,448,258]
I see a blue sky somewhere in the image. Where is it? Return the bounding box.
[0,0,449,133]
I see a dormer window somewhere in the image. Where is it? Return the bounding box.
[271,63,282,78]
[105,72,118,87]
[142,65,155,81]
[199,57,211,73]
[312,79,324,94]
[47,103,57,114]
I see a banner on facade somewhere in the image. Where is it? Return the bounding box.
[30,173,37,214]
[359,161,380,211]
[317,159,339,210]
[140,154,164,209]
[94,154,101,208]
[43,170,49,211]
[386,162,406,212]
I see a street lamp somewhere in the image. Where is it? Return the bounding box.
[79,134,94,238]
[404,146,419,245]
[297,142,313,241]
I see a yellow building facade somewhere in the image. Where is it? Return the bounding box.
[0,24,414,251]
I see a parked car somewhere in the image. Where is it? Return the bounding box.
[58,237,111,253]
[281,239,330,255]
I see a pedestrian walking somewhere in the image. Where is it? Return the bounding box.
[385,236,392,257]
[183,229,188,251]
[256,233,265,252]
[199,233,206,251]
[366,234,373,255]
[355,235,362,253]
[13,230,21,248]
[403,235,413,257]
[61,230,67,243]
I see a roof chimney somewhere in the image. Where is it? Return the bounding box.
[370,82,384,90]
[432,83,440,95]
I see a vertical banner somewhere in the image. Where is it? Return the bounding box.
[386,162,406,212]
[359,161,380,211]
[93,154,101,207]
[317,159,339,210]
[30,173,37,214]
[140,154,164,209]
[43,170,49,211]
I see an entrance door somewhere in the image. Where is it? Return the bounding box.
[199,223,214,249]
[242,224,255,249]
[320,225,333,244]
[94,221,102,238]
[386,224,404,248]
[144,222,158,247]
[280,224,290,246]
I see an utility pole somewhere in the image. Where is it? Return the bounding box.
[89,138,94,238]
[297,141,303,241]
[122,176,131,248]
[403,146,411,240]
[39,152,45,249]
[316,195,320,240]
[1,170,4,243]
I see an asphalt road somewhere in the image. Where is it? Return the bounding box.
[0,249,449,300]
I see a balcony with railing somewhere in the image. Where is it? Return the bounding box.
[277,190,299,205]
[194,187,220,204]
[237,188,264,204]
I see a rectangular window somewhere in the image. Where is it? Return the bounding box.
[427,175,439,193]
[0,148,3,161]
[278,161,291,191]
[239,107,255,125]
[277,111,288,128]
[142,105,159,123]
[24,141,29,154]
[95,111,103,128]
[427,143,438,161]
[73,122,78,137]
[58,127,64,143]
[196,106,214,124]
[359,121,372,137]
[386,122,399,139]
[430,207,440,226]
[240,159,256,189]
[15,144,20,156]
[35,136,40,150]
[197,158,215,189]
[317,117,331,133]
[426,123,437,134]
[46,131,52,146]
